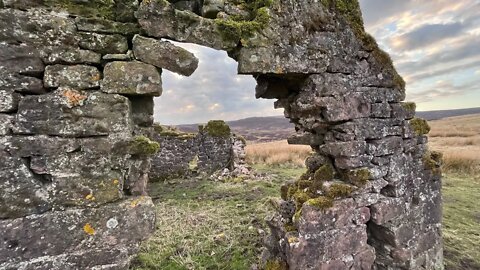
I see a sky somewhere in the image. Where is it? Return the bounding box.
[155,0,480,124]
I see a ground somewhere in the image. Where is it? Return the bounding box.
[132,114,480,269]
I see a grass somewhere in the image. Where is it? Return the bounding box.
[131,165,305,270]
[245,140,312,167]
[443,173,480,270]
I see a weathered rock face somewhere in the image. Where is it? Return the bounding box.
[0,1,197,269]
[1,0,442,269]
[150,121,249,181]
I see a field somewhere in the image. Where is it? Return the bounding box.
[132,114,480,270]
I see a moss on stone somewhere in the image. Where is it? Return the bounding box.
[296,179,313,189]
[204,120,231,137]
[327,183,355,199]
[215,1,274,44]
[401,102,417,113]
[410,117,431,136]
[284,222,297,232]
[423,151,442,176]
[343,168,371,187]
[293,191,311,205]
[313,164,334,182]
[280,184,290,200]
[44,0,113,19]
[265,258,288,270]
[292,208,302,222]
[129,136,160,156]
[306,196,333,210]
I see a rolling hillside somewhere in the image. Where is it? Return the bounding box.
[176,107,480,142]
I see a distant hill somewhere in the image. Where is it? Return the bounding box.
[416,107,480,121]
[176,107,480,142]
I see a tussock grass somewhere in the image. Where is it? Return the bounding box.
[246,140,312,167]
[429,114,480,174]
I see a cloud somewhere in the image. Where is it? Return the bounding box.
[408,79,479,103]
[390,23,465,50]
[154,43,279,124]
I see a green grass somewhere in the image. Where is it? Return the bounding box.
[131,165,304,270]
[443,173,480,270]
[131,165,479,269]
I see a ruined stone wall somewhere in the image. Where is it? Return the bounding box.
[0,0,443,269]
[0,1,198,268]
[150,121,246,180]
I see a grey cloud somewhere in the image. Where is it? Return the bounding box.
[392,23,465,50]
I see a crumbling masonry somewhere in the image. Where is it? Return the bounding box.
[0,0,442,269]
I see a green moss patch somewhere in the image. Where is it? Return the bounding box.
[423,151,442,176]
[204,120,231,137]
[401,102,416,114]
[326,183,355,199]
[306,196,333,210]
[129,136,160,156]
[342,168,371,187]
[265,258,288,270]
[215,0,274,44]
[410,117,431,136]
[313,164,334,182]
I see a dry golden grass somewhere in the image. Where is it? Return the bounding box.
[429,114,480,174]
[246,114,480,174]
[246,140,312,167]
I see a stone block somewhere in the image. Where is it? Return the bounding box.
[370,198,407,225]
[102,61,162,96]
[75,17,140,35]
[133,35,199,76]
[0,197,155,267]
[321,141,367,157]
[78,32,128,55]
[0,114,13,135]
[371,102,392,118]
[44,65,101,89]
[0,154,51,219]
[367,136,403,156]
[0,90,20,112]
[42,46,102,65]
[13,89,132,137]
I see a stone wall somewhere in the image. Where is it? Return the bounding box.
[0,0,443,269]
[150,121,247,180]
[0,1,198,268]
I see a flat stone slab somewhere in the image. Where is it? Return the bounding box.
[133,35,199,76]
[0,196,155,268]
[102,61,162,96]
[12,89,132,137]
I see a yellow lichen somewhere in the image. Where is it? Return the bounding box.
[287,236,299,244]
[85,193,95,201]
[113,179,120,185]
[265,259,288,270]
[83,223,95,235]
